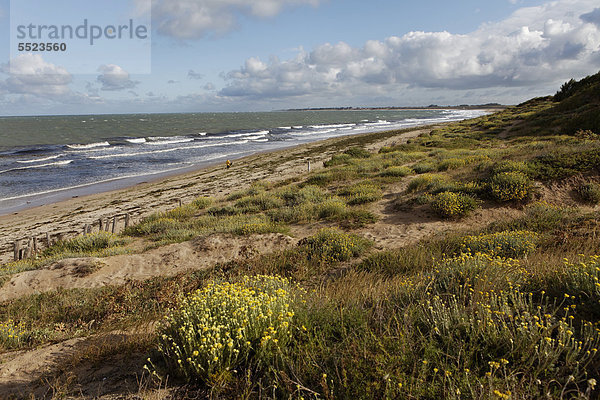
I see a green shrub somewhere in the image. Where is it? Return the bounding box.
[126,217,182,236]
[344,147,371,159]
[234,221,285,236]
[278,185,327,206]
[430,191,477,218]
[192,197,212,209]
[51,232,125,254]
[577,182,600,204]
[315,198,348,219]
[324,154,353,167]
[338,183,383,205]
[491,160,531,176]
[207,205,240,216]
[461,230,539,258]
[379,166,413,177]
[156,275,298,382]
[488,171,533,202]
[412,161,437,174]
[164,204,198,221]
[299,229,371,263]
[235,193,284,213]
[407,173,448,193]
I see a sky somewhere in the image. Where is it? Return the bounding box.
[0,0,599,116]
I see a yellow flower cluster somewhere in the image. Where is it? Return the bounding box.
[236,222,276,235]
[489,171,532,202]
[559,255,600,297]
[157,275,297,381]
[0,319,25,348]
[430,191,477,218]
[461,230,538,258]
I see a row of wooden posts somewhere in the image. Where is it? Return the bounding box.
[13,212,133,262]
[83,213,131,235]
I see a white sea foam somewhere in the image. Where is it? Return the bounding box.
[17,154,63,164]
[125,138,147,144]
[278,126,292,130]
[309,123,355,129]
[0,160,73,174]
[146,138,195,145]
[206,131,268,140]
[251,138,269,142]
[66,141,110,150]
[88,140,245,160]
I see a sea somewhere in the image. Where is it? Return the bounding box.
[0,109,489,214]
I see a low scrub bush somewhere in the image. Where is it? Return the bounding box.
[156,275,299,382]
[299,229,371,263]
[235,193,284,213]
[338,183,383,205]
[407,173,448,193]
[412,161,437,174]
[488,171,533,202]
[50,232,125,254]
[430,191,477,218]
[343,147,371,159]
[577,182,600,204]
[461,230,539,258]
[191,197,212,209]
[379,166,413,178]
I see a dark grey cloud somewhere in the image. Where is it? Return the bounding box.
[581,8,600,26]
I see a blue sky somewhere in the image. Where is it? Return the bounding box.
[0,0,599,115]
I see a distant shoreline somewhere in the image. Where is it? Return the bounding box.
[283,105,508,111]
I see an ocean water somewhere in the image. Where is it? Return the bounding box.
[0,109,488,213]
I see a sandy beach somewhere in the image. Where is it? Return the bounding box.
[0,125,435,265]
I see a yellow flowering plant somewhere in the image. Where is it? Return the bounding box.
[156,275,299,382]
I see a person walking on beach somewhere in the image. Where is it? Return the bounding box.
[226,160,232,169]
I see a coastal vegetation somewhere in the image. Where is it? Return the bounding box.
[0,70,599,398]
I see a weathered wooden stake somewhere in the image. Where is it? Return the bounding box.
[99,219,104,231]
[308,160,311,172]
[124,213,130,228]
[46,232,51,248]
[179,199,183,207]
[83,225,88,235]
[33,237,38,254]
[112,217,117,233]
[18,248,24,260]
[13,241,20,261]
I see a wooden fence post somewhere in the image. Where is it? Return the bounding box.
[33,237,38,255]
[124,213,130,229]
[112,217,117,234]
[13,241,20,261]
[99,219,104,231]
[46,232,51,248]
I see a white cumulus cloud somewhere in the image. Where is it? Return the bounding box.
[140,0,321,38]
[219,0,600,102]
[97,64,139,91]
[2,54,72,97]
